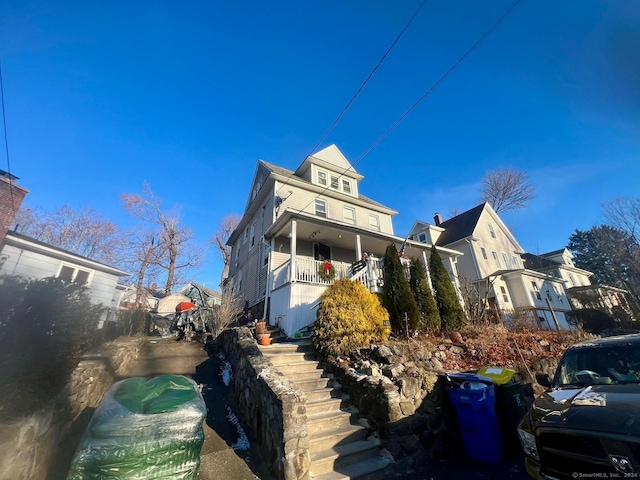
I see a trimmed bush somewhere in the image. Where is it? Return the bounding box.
[0,276,104,419]
[409,258,440,332]
[312,279,389,358]
[429,247,467,333]
[381,243,420,332]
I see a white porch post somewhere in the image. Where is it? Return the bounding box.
[355,234,362,260]
[422,250,434,294]
[290,220,297,283]
[262,236,274,322]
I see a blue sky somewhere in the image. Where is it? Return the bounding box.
[2,1,640,288]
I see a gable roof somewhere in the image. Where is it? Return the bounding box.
[521,252,559,270]
[434,204,485,246]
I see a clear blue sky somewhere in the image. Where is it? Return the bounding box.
[2,1,640,288]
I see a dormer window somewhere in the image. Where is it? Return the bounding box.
[330,175,339,190]
[342,179,352,194]
[317,171,327,186]
[418,232,427,243]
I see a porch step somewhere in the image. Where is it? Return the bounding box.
[311,455,391,480]
[308,410,358,435]
[259,338,391,479]
[309,440,385,476]
[307,424,369,453]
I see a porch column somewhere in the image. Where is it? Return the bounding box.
[422,250,434,294]
[355,234,362,260]
[290,220,297,283]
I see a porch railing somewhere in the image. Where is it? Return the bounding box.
[271,256,384,292]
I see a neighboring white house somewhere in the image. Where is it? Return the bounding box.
[0,230,129,323]
[409,203,573,329]
[226,144,463,337]
[522,249,636,321]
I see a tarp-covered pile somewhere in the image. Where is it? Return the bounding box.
[67,374,207,479]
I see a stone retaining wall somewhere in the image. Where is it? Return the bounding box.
[219,328,310,480]
[0,337,144,480]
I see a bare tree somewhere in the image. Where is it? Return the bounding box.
[13,204,124,265]
[208,282,244,338]
[480,167,535,213]
[122,229,164,308]
[602,197,640,245]
[121,183,203,295]
[211,214,241,285]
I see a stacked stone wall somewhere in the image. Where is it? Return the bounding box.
[0,337,143,480]
[219,328,310,480]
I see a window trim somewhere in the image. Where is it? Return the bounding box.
[343,206,356,224]
[315,198,327,218]
[492,251,501,269]
[368,214,380,232]
[57,263,93,286]
[317,170,327,186]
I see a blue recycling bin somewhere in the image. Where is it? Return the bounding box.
[446,373,504,464]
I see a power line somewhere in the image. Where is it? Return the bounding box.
[291,0,523,216]
[0,59,17,217]
[353,0,523,166]
[308,0,429,156]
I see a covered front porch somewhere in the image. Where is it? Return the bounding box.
[264,210,435,337]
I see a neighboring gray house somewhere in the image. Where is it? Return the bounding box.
[0,230,128,323]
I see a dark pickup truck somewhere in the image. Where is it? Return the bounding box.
[518,334,640,479]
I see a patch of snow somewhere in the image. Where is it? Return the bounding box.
[226,406,250,451]
[220,360,233,386]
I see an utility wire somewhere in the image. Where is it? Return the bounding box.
[353,0,523,166]
[308,0,429,156]
[0,59,17,218]
[290,0,523,217]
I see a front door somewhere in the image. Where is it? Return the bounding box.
[314,242,331,261]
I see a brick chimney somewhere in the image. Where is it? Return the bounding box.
[0,170,29,245]
[434,212,443,226]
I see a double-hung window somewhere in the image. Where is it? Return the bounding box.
[500,286,509,303]
[488,223,496,238]
[342,179,352,194]
[330,175,340,190]
[315,198,327,218]
[343,206,355,224]
[532,282,541,300]
[317,171,327,186]
[492,251,501,269]
[250,222,256,249]
[480,247,488,260]
[369,214,380,232]
[502,253,510,269]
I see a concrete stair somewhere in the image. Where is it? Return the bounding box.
[259,337,391,479]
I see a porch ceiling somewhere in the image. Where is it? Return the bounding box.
[265,209,432,259]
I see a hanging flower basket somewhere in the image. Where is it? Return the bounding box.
[318,260,336,281]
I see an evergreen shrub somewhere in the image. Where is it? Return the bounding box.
[381,243,420,332]
[429,247,467,333]
[409,258,440,332]
[0,276,104,419]
[312,278,389,358]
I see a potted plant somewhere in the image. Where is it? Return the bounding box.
[255,321,271,345]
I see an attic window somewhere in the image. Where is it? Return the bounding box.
[418,233,427,243]
[330,175,339,190]
[488,223,496,238]
[317,171,327,186]
[342,179,352,194]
